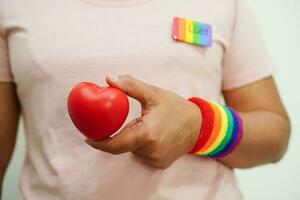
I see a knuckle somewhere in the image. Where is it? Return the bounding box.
[150,85,160,96]
[146,85,161,102]
[122,74,133,80]
[151,85,165,98]
[148,151,163,160]
[122,75,135,86]
[144,130,159,144]
[140,128,153,143]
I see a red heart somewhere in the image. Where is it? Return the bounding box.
[67,82,129,140]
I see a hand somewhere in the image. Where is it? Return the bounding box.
[85,75,202,169]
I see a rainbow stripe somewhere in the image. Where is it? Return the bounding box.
[199,102,228,155]
[173,17,212,47]
[188,97,243,158]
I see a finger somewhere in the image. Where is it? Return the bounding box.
[131,147,150,157]
[85,118,147,154]
[105,74,158,105]
[118,117,143,132]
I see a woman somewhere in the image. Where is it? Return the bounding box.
[0,0,290,199]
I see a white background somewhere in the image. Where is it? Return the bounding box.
[3,0,300,199]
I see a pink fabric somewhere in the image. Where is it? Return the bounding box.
[0,33,13,81]
[0,0,274,199]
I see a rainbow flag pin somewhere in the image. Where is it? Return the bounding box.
[172,17,212,47]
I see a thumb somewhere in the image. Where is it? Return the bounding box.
[106,75,157,104]
[85,117,147,154]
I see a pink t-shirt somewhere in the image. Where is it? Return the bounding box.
[0,0,275,199]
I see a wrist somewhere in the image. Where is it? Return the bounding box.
[187,97,243,157]
[187,100,203,152]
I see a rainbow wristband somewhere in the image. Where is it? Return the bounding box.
[188,97,243,158]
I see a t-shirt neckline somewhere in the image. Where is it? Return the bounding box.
[79,0,154,7]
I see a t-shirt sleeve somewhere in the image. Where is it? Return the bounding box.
[222,0,275,90]
[0,31,13,82]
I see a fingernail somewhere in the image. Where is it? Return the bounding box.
[108,74,120,83]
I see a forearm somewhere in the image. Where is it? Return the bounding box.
[0,83,20,197]
[0,129,18,197]
[218,110,290,169]
[0,134,17,176]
